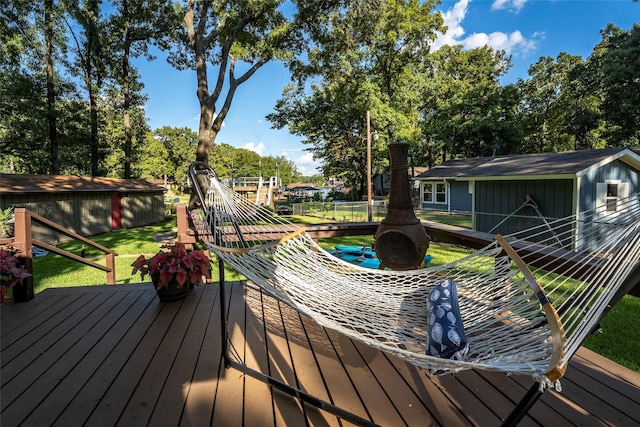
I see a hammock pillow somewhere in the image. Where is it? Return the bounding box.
[426,279,469,362]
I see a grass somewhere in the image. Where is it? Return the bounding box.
[32,217,178,291]
[316,234,474,267]
[416,211,473,229]
[582,295,640,372]
[28,211,639,373]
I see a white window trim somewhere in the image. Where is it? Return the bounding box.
[596,179,629,215]
[421,180,448,205]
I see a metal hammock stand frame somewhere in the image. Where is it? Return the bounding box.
[214,248,561,427]
[216,258,379,427]
[189,161,640,427]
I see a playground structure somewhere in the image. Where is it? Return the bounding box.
[226,175,280,209]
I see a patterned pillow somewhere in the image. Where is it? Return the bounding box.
[426,279,469,362]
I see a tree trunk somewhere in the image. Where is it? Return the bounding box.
[196,105,216,163]
[122,0,132,178]
[45,0,59,175]
[87,0,100,176]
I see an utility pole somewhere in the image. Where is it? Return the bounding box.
[367,111,372,222]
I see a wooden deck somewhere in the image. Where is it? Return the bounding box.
[2,282,639,427]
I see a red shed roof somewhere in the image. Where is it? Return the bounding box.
[0,174,165,194]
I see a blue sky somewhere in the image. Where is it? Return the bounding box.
[133,0,639,176]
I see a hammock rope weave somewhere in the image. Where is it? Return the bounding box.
[190,162,640,387]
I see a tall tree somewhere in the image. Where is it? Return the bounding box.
[585,23,640,145]
[420,44,513,161]
[101,84,150,177]
[165,0,283,164]
[67,0,107,176]
[516,53,582,153]
[268,0,444,199]
[44,0,60,173]
[163,1,350,167]
[1,0,72,174]
[107,0,181,178]
[0,1,91,174]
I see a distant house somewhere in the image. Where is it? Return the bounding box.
[413,158,489,213]
[0,174,166,242]
[373,165,427,197]
[414,147,640,237]
[285,183,320,201]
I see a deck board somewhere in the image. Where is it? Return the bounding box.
[2,282,639,427]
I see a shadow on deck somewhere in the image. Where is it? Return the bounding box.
[1,282,639,426]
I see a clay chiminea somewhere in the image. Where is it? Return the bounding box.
[374,142,430,270]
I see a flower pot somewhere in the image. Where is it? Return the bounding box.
[1,286,13,305]
[152,276,190,302]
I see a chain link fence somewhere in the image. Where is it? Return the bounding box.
[292,201,388,222]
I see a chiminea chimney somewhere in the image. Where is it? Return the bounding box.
[374,142,430,270]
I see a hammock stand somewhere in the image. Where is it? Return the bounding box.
[216,259,379,427]
[188,161,640,427]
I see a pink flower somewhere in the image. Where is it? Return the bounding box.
[131,242,210,290]
[1,246,32,289]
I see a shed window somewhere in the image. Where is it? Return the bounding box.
[596,180,629,214]
[422,181,447,204]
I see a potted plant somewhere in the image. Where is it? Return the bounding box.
[0,245,32,305]
[0,207,14,238]
[131,242,210,301]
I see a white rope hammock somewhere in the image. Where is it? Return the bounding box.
[190,164,640,387]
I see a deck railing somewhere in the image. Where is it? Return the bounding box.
[0,208,117,301]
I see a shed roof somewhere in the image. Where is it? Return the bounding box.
[0,174,166,194]
[416,148,640,180]
[416,157,493,179]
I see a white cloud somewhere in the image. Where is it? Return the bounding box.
[463,30,537,56]
[282,148,303,153]
[433,0,538,56]
[243,141,265,155]
[296,152,321,176]
[298,152,315,165]
[491,0,528,13]
[431,0,470,51]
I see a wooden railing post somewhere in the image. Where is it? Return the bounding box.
[12,208,34,302]
[106,252,116,285]
[176,204,189,243]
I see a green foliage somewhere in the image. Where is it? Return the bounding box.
[516,53,587,153]
[586,23,640,146]
[0,0,177,176]
[143,126,198,185]
[208,142,300,185]
[0,207,14,236]
[583,295,640,372]
[136,131,174,179]
[422,44,516,161]
[269,0,444,198]
[162,0,336,163]
[2,1,639,180]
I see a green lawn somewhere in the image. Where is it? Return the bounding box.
[32,217,178,291]
[582,295,640,372]
[28,212,639,373]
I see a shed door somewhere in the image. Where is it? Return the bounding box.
[111,192,123,230]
